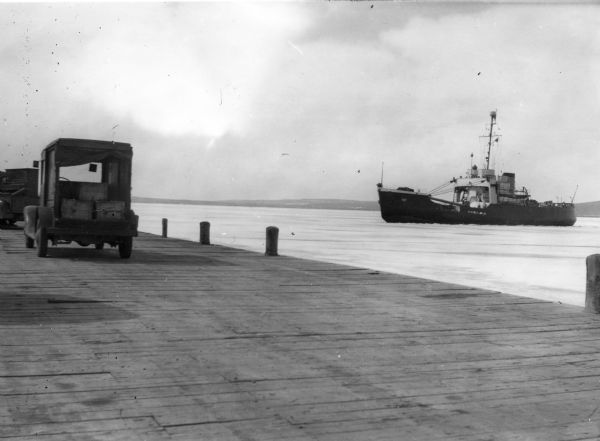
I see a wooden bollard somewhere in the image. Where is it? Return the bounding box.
[586,254,600,313]
[200,221,210,245]
[265,226,279,256]
[162,218,168,238]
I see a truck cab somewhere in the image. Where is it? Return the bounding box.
[23,138,138,258]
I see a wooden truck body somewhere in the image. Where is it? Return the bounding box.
[23,138,138,258]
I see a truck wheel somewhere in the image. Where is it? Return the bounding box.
[118,237,132,259]
[95,243,104,250]
[25,235,34,248]
[36,227,48,257]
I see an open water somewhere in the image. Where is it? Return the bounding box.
[132,202,600,307]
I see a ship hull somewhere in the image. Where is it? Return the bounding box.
[377,188,576,226]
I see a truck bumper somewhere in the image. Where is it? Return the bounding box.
[48,217,138,238]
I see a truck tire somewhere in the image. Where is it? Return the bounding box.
[118,237,132,259]
[95,242,104,250]
[36,227,48,257]
[25,235,34,248]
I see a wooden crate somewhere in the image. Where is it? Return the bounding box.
[78,182,108,201]
[96,200,125,220]
[61,199,93,220]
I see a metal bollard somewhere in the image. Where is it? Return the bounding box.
[265,226,279,256]
[586,254,600,313]
[200,221,210,245]
[162,218,168,238]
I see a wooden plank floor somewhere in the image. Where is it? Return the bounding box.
[0,226,599,440]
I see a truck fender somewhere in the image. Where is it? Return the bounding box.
[131,213,139,233]
[37,206,53,228]
[23,206,38,239]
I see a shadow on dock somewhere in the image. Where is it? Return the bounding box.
[0,223,22,230]
[46,247,232,266]
[0,293,137,325]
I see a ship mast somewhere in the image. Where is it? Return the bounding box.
[485,110,497,170]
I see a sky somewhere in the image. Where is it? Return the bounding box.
[1,2,599,203]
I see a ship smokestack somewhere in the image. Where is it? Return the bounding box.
[499,172,515,195]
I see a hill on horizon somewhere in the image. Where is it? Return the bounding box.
[574,200,600,217]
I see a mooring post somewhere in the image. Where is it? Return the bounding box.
[162,218,168,238]
[200,221,210,245]
[265,226,279,256]
[586,254,600,313]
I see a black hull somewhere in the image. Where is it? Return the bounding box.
[378,188,576,226]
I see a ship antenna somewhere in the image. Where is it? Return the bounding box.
[380,161,384,186]
[486,110,497,170]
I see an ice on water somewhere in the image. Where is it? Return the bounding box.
[134,203,600,307]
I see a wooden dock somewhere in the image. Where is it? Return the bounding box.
[1,227,600,440]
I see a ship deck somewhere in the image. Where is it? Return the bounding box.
[0,227,598,440]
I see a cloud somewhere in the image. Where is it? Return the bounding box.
[62,3,312,139]
[0,3,313,142]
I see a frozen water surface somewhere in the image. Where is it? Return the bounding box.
[133,203,600,307]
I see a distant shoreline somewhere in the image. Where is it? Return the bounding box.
[132,196,380,212]
[132,196,600,216]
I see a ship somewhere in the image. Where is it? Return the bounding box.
[376,111,576,226]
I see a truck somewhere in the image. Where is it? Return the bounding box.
[23,138,138,258]
[0,168,39,225]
